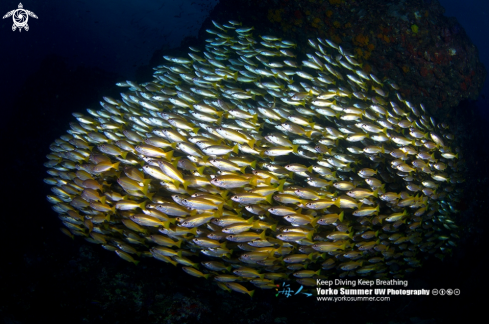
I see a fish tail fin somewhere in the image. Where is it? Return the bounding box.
[232,144,239,154]
[270,223,277,232]
[165,150,174,161]
[311,217,319,227]
[292,144,299,154]
[334,198,341,208]
[220,190,229,198]
[250,176,258,187]
[197,166,206,175]
[251,114,258,123]
[139,201,147,210]
[182,181,190,191]
[373,189,379,198]
[113,162,120,171]
[226,199,234,208]
[306,231,314,241]
[339,211,344,222]
[265,193,273,204]
[216,205,223,216]
[276,179,286,192]
[142,183,150,196]
[176,239,183,248]
[208,111,221,123]
[251,220,260,229]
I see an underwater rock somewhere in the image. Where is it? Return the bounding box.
[208,0,486,118]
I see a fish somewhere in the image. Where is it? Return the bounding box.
[225,282,255,297]
[45,20,463,296]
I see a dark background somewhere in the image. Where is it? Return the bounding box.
[1,1,488,323]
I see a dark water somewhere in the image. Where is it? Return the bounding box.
[1,0,488,323]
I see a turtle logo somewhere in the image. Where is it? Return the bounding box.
[3,3,38,32]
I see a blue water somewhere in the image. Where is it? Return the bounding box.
[1,0,487,122]
[440,0,489,120]
[1,0,218,124]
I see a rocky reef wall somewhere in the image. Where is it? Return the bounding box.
[206,0,486,118]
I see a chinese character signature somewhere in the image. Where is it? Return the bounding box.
[275,283,312,297]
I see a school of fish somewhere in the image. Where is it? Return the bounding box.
[44,20,464,297]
